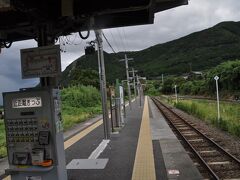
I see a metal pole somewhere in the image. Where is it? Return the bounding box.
[136,75,141,107]
[214,76,220,124]
[37,26,57,87]
[174,85,178,103]
[121,80,127,117]
[115,98,121,127]
[95,29,110,139]
[36,26,67,180]
[139,85,142,107]
[109,95,114,132]
[125,54,132,110]
[132,68,136,97]
[122,86,126,118]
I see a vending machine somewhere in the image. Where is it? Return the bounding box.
[3,88,67,180]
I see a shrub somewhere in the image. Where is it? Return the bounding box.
[61,85,101,108]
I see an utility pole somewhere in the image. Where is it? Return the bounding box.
[95,29,110,139]
[119,54,133,110]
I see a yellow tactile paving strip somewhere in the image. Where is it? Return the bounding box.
[64,119,103,149]
[3,119,103,180]
[3,176,10,180]
[132,96,156,180]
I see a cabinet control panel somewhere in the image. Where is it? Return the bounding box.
[6,118,38,143]
[3,88,63,168]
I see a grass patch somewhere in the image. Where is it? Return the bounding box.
[175,99,240,137]
[61,85,102,130]
[62,105,101,130]
[0,85,102,158]
[0,121,7,158]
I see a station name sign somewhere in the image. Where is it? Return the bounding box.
[21,45,61,79]
[12,97,42,108]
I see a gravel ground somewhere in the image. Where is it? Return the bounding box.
[168,105,240,159]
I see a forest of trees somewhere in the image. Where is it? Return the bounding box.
[146,60,240,99]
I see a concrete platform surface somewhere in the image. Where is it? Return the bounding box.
[66,97,144,180]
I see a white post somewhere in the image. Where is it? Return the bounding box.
[214,76,220,124]
[174,85,178,104]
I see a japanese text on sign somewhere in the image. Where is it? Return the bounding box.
[12,97,42,108]
[21,45,61,79]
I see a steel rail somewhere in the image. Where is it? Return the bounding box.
[152,97,219,179]
[154,97,240,165]
[152,97,240,180]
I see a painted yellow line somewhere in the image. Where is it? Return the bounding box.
[132,96,156,180]
[3,176,10,180]
[64,119,103,150]
[3,119,103,180]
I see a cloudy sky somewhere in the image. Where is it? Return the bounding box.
[0,0,240,104]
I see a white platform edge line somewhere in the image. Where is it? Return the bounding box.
[125,98,136,107]
[88,140,110,159]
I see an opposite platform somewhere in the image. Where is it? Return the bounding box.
[148,97,203,180]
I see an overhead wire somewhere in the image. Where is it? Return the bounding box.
[102,32,117,54]
[121,28,128,52]
[108,29,120,52]
[116,28,126,52]
[58,32,85,54]
[102,31,122,59]
[122,27,130,51]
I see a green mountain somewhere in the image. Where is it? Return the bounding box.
[61,21,240,85]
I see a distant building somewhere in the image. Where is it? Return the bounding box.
[192,71,203,76]
[182,73,189,80]
[182,71,203,80]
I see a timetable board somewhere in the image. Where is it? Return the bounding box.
[20,45,61,79]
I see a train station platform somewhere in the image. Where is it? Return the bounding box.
[1,96,203,180]
[65,96,202,180]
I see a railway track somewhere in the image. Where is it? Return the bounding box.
[152,97,240,180]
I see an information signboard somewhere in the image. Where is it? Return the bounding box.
[21,45,61,79]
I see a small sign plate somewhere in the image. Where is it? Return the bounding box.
[168,169,180,175]
[66,159,109,169]
[214,75,219,81]
[21,45,61,79]
[26,176,42,180]
[12,97,42,108]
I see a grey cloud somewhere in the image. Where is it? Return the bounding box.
[0,40,38,104]
[101,0,240,52]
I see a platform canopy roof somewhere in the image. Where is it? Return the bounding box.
[0,0,188,43]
